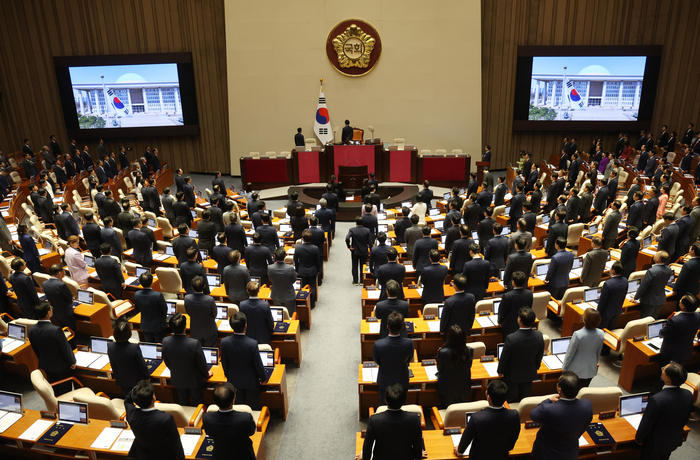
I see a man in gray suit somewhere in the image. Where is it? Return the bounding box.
[507,218,532,254]
[580,236,608,288]
[161,187,176,226]
[688,197,700,246]
[483,166,495,192]
[267,247,297,314]
[635,251,673,319]
[657,213,679,262]
[503,237,533,290]
[223,250,250,306]
[403,214,422,259]
[601,200,622,249]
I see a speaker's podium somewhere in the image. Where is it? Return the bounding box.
[338,163,368,192]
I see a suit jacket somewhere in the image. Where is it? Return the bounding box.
[61,211,80,237]
[362,409,423,460]
[619,239,640,276]
[180,260,209,295]
[444,225,462,254]
[403,225,423,258]
[436,345,473,406]
[420,263,448,304]
[627,200,645,230]
[341,125,354,143]
[530,398,593,460]
[245,244,272,278]
[440,291,476,336]
[643,196,659,226]
[19,233,41,270]
[267,261,296,301]
[375,298,410,339]
[635,386,694,455]
[163,334,208,389]
[485,235,508,273]
[220,333,266,389]
[657,222,678,257]
[494,183,507,206]
[449,237,474,273]
[162,195,176,224]
[561,327,604,379]
[95,255,124,298]
[28,320,76,372]
[565,195,581,223]
[185,292,218,346]
[22,159,37,178]
[674,257,700,298]
[239,298,274,345]
[461,257,491,298]
[294,242,321,277]
[118,151,130,169]
[135,288,167,334]
[197,220,217,253]
[107,342,150,389]
[257,224,279,254]
[580,247,607,287]
[509,193,526,229]
[100,226,122,256]
[593,186,609,212]
[595,275,627,326]
[545,249,574,289]
[545,221,568,257]
[497,328,544,382]
[376,262,406,301]
[172,236,199,265]
[223,263,250,302]
[458,406,521,460]
[373,335,414,392]
[503,251,533,290]
[412,237,438,273]
[626,184,641,207]
[212,244,231,276]
[675,214,692,254]
[104,198,122,220]
[225,223,247,255]
[659,311,700,364]
[680,151,693,172]
[43,278,75,327]
[477,217,495,250]
[124,391,184,460]
[635,264,673,306]
[129,229,153,267]
[96,166,107,184]
[577,192,593,223]
[116,211,134,239]
[183,184,196,208]
[173,199,192,226]
[202,408,256,460]
[498,288,533,339]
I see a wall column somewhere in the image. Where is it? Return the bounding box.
[158,87,164,113]
[142,88,149,113]
[174,87,181,113]
[634,81,641,108]
[617,82,623,107]
[79,91,85,114]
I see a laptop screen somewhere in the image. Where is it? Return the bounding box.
[499,269,505,282]
[77,290,94,305]
[643,236,652,247]
[202,348,219,365]
[190,210,197,218]
[584,288,601,302]
[166,301,177,316]
[260,351,275,367]
[90,337,112,354]
[497,343,504,360]
[189,229,198,238]
[8,324,26,341]
[647,321,666,339]
[57,401,88,424]
[501,227,510,236]
[139,343,162,360]
[619,393,649,417]
[216,306,228,320]
[200,250,208,261]
[279,224,291,232]
[536,264,548,276]
[429,208,440,216]
[271,307,284,322]
[44,240,52,250]
[207,274,221,287]
[434,220,444,230]
[572,257,582,269]
[505,206,511,215]
[377,212,386,220]
[378,224,388,233]
[443,192,451,200]
[589,224,598,235]
[293,278,302,291]
[627,279,640,293]
[0,391,22,414]
[551,337,571,355]
[148,218,156,227]
[165,246,175,256]
[438,305,444,319]
[135,267,149,279]
[441,234,447,244]
[246,236,254,245]
[402,201,412,208]
[542,214,550,224]
[84,255,95,267]
[493,300,501,315]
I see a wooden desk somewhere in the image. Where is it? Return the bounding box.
[618,338,700,392]
[1,340,38,377]
[73,302,113,338]
[562,299,640,337]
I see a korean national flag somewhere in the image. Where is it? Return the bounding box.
[106,87,131,117]
[565,77,585,110]
[313,86,333,145]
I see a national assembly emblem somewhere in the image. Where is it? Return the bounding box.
[326,20,382,77]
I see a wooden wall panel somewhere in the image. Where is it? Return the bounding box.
[482,0,700,171]
[0,0,229,174]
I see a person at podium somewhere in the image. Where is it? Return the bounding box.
[295,127,304,147]
[342,119,354,144]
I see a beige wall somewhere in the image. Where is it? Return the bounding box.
[225,0,482,176]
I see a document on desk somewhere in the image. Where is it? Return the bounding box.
[476,316,495,328]
[415,288,423,296]
[578,302,597,310]
[160,367,171,378]
[19,419,53,441]
[218,321,233,332]
[542,355,564,370]
[570,268,583,277]
[124,276,139,285]
[452,435,469,453]
[91,427,123,449]
[153,253,170,261]
[366,290,380,300]
[641,248,657,256]
[642,338,663,353]
[1,338,23,354]
[74,351,100,368]
[424,365,438,381]
[427,321,440,332]
[623,414,643,430]
[482,362,499,377]
[0,411,23,433]
[180,433,201,456]
[579,435,589,446]
[368,323,380,334]
[362,368,378,383]
[110,430,135,451]
[88,354,111,370]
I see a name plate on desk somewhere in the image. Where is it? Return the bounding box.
[633,335,645,342]
[525,421,542,429]
[39,422,72,445]
[274,322,290,333]
[362,361,377,368]
[479,310,492,316]
[423,315,436,320]
[422,359,436,366]
[480,355,495,362]
[408,284,419,289]
[444,427,461,435]
[110,420,128,429]
[40,411,57,420]
[184,427,202,435]
[365,286,377,291]
[598,411,616,420]
[366,317,378,322]
[585,423,615,444]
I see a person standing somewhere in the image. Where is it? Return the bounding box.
[545,237,574,300]
[375,280,410,339]
[439,274,476,339]
[346,216,372,286]
[497,308,544,402]
[17,224,42,273]
[376,248,406,301]
[635,251,673,319]
[64,235,89,286]
[246,233,272,286]
[268,247,297,315]
[293,229,321,309]
[202,383,257,460]
[436,325,473,407]
[129,218,153,268]
[412,226,438,278]
[42,264,76,333]
[184,276,218,347]
[658,294,700,367]
[341,119,354,144]
[373,311,414,406]
[223,250,251,306]
[597,262,627,356]
[108,321,151,397]
[9,258,40,318]
[135,272,167,344]
[580,236,607,287]
[562,309,604,387]
[420,249,448,305]
[238,281,274,345]
[619,227,640,278]
[601,200,622,249]
[498,271,533,341]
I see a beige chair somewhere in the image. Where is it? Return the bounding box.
[530,259,551,276]
[532,291,550,320]
[63,276,81,296]
[604,316,654,358]
[33,272,50,291]
[517,394,554,422]
[31,370,96,413]
[431,400,490,429]
[650,219,667,235]
[157,217,176,239]
[115,227,128,251]
[72,392,126,421]
[305,139,317,147]
[452,149,463,154]
[154,402,205,427]
[567,223,585,247]
[628,270,646,282]
[542,334,551,353]
[155,267,183,298]
[422,304,440,317]
[420,150,432,157]
[548,286,589,318]
[175,300,186,314]
[87,287,134,320]
[475,299,497,314]
[435,149,447,156]
[10,171,22,185]
[681,373,700,407]
[205,404,270,432]
[577,387,623,414]
[394,138,405,150]
[492,205,506,220]
[467,341,486,360]
[371,404,425,428]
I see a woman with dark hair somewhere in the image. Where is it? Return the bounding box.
[290,204,309,241]
[436,325,474,407]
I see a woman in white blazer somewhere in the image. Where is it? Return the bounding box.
[562,308,604,387]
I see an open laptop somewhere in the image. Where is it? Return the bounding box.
[293,278,302,291]
[0,390,24,429]
[437,304,444,319]
[202,347,219,370]
[434,220,444,231]
[207,274,221,288]
[279,223,293,237]
[443,192,451,200]
[165,300,177,320]
[535,264,549,281]
[139,342,163,370]
[541,214,550,224]
[57,400,88,425]
[86,337,112,369]
[129,267,150,286]
[492,300,501,316]
[378,224,388,233]
[501,227,510,236]
[588,224,598,235]
[1,324,27,354]
[497,343,504,360]
[271,307,284,323]
[619,393,649,429]
[37,239,52,256]
[216,305,229,320]
[666,273,676,288]
[377,212,386,220]
[189,229,198,238]
[626,279,641,300]
[165,245,175,257]
[190,209,197,219]
[84,255,95,268]
[250,276,261,285]
[402,201,412,208]
[582,287,602,308]
[569,257,584,276]
[246,236,254,245]
[504,206,511,215]
[76,289,94,306]
[147,218,156,228]
[643,235,653,248]
[645,320,666,351]
[542,337,571,370]
[260,350,275,381]
[199,250,208,261]
[429,208,440,217]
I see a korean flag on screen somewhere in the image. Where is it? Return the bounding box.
[565,77,585,110]
[105,87,131,117]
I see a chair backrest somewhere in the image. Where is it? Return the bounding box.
[441,400,490,428]
[88,288,114,308]
[542,333,551,352]
[666,151,676,163]
[258,344,272,351]
[154,403,191,427]
[0,314,7,334]
[435,149,447,156]
[467,341,486,359]
[530,259,551,275]
[628,270,646,282]
[475,299,495,314]
[125,262,143,274]
[10,171,21,184]
[157,217,174,238]
[619,317,655,353]
[155,267,183,294]
[532,291,550,320]
[556,286,589,318]
[375,404,422,417]
[567,223,585,246]
[0,257,11,279]
[175,300,186,314]
[651,219,666,235]
[577,387,623,414]
[394,138,405,150]
[63,276,81,296]
[305,139,317,147]
[492,205,506,219]
[669,182,681,197]
[31,369,58,412]
[452,149,463,154]
[420,150,432,156]
[33,273,50,290]
[517,394,554,422]
[72,393,122,420]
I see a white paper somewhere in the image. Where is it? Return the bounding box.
[1,338,23,354]
[88,354,111,370]
[124,249,134,255]
[368,323,380,334]
[160,367,171,378]
[542,355,564,370]
[476,316,494,328]
[642,339,662,353]
[641,248,657,256]
[110,430,135,451]
[0,412,23,433]
[366,290,380,300]
[405,265,416,273]
[218,321,232,332]
[482,362,499,377]
[18,419,53,441]
[91,427,123,449]
[154,254,170,261]
[124,277,138,285]
[362,367,378,383]
[438,244,445,251]
[427,321,440,332]
[453,435,471,455]
[424,365,438,381]
[623,414,643,430]
[570,268,583,277]
[415,288,423,296]
[180,433,201,456]
[579,435,589,446]
[74,351,100,368]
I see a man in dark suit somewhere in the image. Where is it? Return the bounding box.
[420,180,434,209]
[597,262,628,333]
[567,153,581,187]
[475,207,494,251]
[509,184,526,232]
[80,146,94,170]
[461,244,491,301]
[626,176,641,208]
[484,223,508,277]
[659,295,700,366]
[493,176,507,207]
[497,307,544,402]
[161,188,176,225]
[135,272,168,343]
[173,224,200,264]
[580,236,607,287]
[504,238,533,290]
[257,213,279,255]
[103,189,121,220]
[42,264,76,333]
[439,273,476,337]
[294,229,321,309]
[108,322,151,397]
[373,312,414,406]
[530,372,593,460]
[619,227,641,278]
[59,203,80,238]
[49,135,61,157]
[247,233,273,286]
[362,383,423,460]
[95,159,108,184]
[673,242,700,301]
[420,249,448,305]
[21,153,37,178]
[627,191,645,231]
[197,210,217,253]
[455,380,521,459]
[362,203,379,244]
[601,200,622,249]
[28,301,76,394]
[267,247,297,314]
[444,201,461,232]
[592,179,610,216]
[450,225,474,274]
[202,383,257,460]
[116,202,135,246]
[545,237,574,300]
[369,233,389,275]
[376,248,406,301]
[95,243,125,299]
[173,191,192,227]
[643,187,660,228]
[163,313,212,406]
[482,145,492,163]
[403,215,423,259]
[99,217,122,259]
[212,233,231,276]
[682,123,695,145]
[118,147,129,170]
[635,251,673,319]
[180,247,210,295]
[315,198,335,238]
[657,213,679,260]
[565,188,581,224]
[412,226,438,278]
[545,211,568,257]
[182,176,196,208]
[322,183,340,215]
[212,171,227,194]
[142,179,160,214]
[376,280,410,339]
[220,312,268,410]
[129,219,153,268]
[36,188,54,224]
[225,219,247,256]
[250,200,266,230]
[498,272,533,341]
[223,250,250,306]
[124,380,185,460]
[510,171,523,196]
[238,281,274,345]
[578,183,594,223]
[341,119,354,144]
[185,276,218,347]
[346,216,372,285]
[674,206,693,257]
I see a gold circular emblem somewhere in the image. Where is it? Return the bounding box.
[50,430,59,437]
[595,430,603,436]
[206,445,214,452]
[326,20,382,77]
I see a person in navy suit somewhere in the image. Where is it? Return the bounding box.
[369,233,389,274]
[294,229,322,309]
[503,237,533,290]
[530,372,593,460]
[100,217,123,260]
[135,272,167,343]
[128,219,153,268]
[659,294,700,367]
[346,216,373,285]
[462,244,491,301]
[238,281,274,345]
[361,383,423,460]
[375,280,410,339]
[9,258,40,318]
[455,380,521,459]
[124,380,184,460]
[376,248,406,301]
[257,213,280,255]
[373,311,414,406]
[185,276,219,347]
[202,383,257,460]
[315,198,335,237]
[246,233,272,286]
[619,227,640,278]
[95,243,125,299]
[545,237,574,300]
[180,247,210,295]
[439,274,476,339]
[420,249,448,305]
[635,362,694,459]
[42,264,76,333]
[597,263,628,353]
[509,184,527,232]
[17,223,43,273]
[60,203,81,238]
[497,308,544,402]
[484,223,508,277]
[673,242,700,301]
[477,208,495,251]
[162,314,212,406]
[212,233,232,276]
[362,203,379,244]
[412,226,438,278]
[498,271,533,341]
[643,187,660,228]
[450,225,474,274]
[108,321,151,397]
[81,211,103,257]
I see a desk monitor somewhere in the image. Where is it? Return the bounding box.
[402,201,412,208]
[493,300,501,315]
[202,347,219,367]
[443,192,451,200]
[148,218,156,227]
[199,250,208,261]
[379,203,385,211]
[251,276,261,285]
[84,255,95,268]
[260,351,275,368]
[278,238,285,247]
[619,393,649,417]
[572,257,582,270]
[501,227,510,236]
[378,224,388,233]
[497,343,504,360]
[441,235,447,244]
[647,320,666,339]
[135,267,149,279]
[542,214,550,224]
[8,323,26,341]
[584,288,602,303]
[505,206,511,215]
[207,274,221,287]
[279,223,292,232]
[643,236,652,248]
[429,208,440,216]
[588,224,598,235]
[627,279,640,294]
[165,245,175,256]
[215,305,228,320]
[57,400,88,425]
[190,210,197,219]
[271,307,284,323]
[471,231,479,240]
[551,337,571,355]
[499,269,505,282]
[0,391,22,414]
[90,337,112,354]
[377,212,386,220]
[77,289,94,305]
[189,229,198,238]
[536,264,548,276]
[44,239,53,250]
[438,305,444,319]
[139,343,163,360]
[246,236,254,245]
[434,220,444,230]
[293,278,302,291]
[459,188,466,195]
[166,301,177,318]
